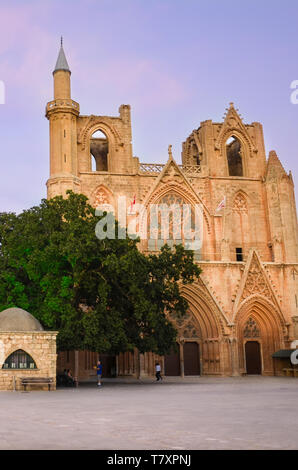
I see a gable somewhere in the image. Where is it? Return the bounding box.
[214,103,257,158]
[232,250,281,318]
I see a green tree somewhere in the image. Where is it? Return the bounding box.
[0,191,201,355]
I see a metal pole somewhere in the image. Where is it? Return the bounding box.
[74,350,79,387]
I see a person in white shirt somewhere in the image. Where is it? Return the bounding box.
[155,362,162,381]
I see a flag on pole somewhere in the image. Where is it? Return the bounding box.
[129,194,136,214]
[216,195,226,212]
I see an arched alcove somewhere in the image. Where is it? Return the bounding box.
[180,285,228,375]
[90,129,109,171]
[226,136,243,176]
[236,297,285,375]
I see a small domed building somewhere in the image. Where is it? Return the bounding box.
[0,308,57,391]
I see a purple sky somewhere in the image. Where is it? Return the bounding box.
[1,0,298,213]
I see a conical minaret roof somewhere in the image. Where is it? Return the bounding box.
[53,37,70,73]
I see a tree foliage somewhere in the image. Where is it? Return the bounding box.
[0,191,201,354]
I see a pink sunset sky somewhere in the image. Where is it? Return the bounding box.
[0,0,298,213]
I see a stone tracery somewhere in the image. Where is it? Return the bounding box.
[92,185,114,210]
[243,317,260,338]
[233,193,248,212]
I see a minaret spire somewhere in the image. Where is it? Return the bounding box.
[53,37,70,74]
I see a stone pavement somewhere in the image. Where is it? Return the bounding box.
[0,376,297,450]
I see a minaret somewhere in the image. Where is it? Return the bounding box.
[53,37,71,100]
[46,38,81,198]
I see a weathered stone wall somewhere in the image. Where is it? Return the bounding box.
[0,332,57,391]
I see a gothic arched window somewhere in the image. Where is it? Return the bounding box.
[226,136,243,176]
[90,130,109,172]
[147,192,201,259]
[2,349,37,369]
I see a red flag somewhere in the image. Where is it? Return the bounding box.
[129,195,136,214]
[216,196,226,212]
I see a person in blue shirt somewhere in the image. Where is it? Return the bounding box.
[155,362,162,381]
[96,360,103,387]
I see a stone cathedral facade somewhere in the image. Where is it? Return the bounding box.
[48,43,298,379]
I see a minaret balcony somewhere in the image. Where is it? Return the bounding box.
[46,99,80,117]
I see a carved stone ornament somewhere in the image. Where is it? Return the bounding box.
[244,317,260,338]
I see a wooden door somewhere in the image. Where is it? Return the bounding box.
[165,345,180,376]
[245,341,262,375]
[184,342,200,375]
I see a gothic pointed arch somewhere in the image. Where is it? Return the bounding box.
[90,129,109,171]
[181,282,228,337]
[235,294,286,335]
[235,295,286,374]
[141,156,211,218]
[226,135,244,176]
[78,115,122,151]
[138,156,213,256]
[176,283,229,375]
[77,115,129,174]
[145,188,203,254]
[215,103,257,158]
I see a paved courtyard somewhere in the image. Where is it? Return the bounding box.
[0,376,297,450]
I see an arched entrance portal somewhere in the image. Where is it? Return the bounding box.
[245,341,262,374]
[180,285,226,376]
[236,297,285,375]
[184,342,200,375]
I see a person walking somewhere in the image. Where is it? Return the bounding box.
[155,362,162,382]
[96,360,103,387]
